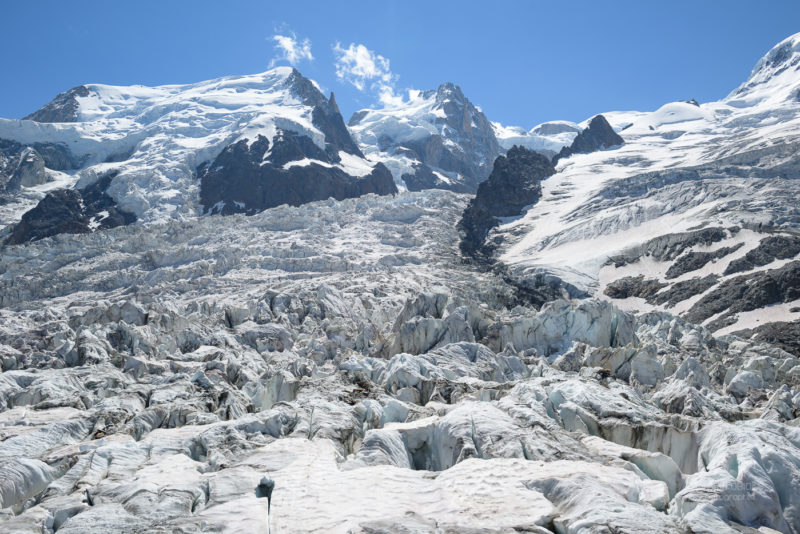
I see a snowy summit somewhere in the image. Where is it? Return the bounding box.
[2,23,800,534]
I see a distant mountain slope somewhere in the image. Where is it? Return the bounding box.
[483,32,800,341]
[492,120,580,159]
[349,83,571,193]
[0,67,395,243]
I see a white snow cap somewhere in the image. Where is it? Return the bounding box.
[0,67,371,225]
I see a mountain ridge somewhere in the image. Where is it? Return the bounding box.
[2,30,800,534]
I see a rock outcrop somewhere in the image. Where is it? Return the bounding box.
[5,147,48,191]
[458,146,555,258]
[5,172,135,245]
[0,138,76,191]
[23,85,90,123]
[686,260,800,326]
[553,114,624,164]
[198,68,399,216]
[285,69,365,159]
[724,234,800,275]
[198,131,397,215]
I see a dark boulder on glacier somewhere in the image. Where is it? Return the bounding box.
[198,131,397,216]
[458,146,555,258]
[553,114,623,164]
[5,172,136,245]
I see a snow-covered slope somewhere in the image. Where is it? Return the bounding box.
[488,32,800,340]
[349,83,504,192]
[492,119,580,157]
[350,84,576,193]
[0,67,392,234]
[4,32,800,534]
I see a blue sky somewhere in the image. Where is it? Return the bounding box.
[1,1,798,127]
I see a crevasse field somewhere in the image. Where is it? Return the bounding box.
[1,29,800,534]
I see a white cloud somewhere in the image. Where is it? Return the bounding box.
[333,42,401,107]
[269,31,313,68]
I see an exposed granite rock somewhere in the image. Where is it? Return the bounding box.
[734,320,800,357]
[197,71,397,216]
[553,114,623,164]
[5,147,48,191]
[285,69,363,158]
[0,139,78,192]
[724,234,800,275]
[458,146,555,259]
[665,243,744,279]
[686,261,800,326]
[5,173,136,245]
[603,274,719,307]
[198,131,397,216]
[650,275,719,308]
[604,276,667,300]
[609,227,730,267]
[23,85,91,123]
[605,275,720,309]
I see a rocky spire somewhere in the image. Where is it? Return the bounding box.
[553,114,623,164]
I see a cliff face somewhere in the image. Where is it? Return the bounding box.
[198,132,396,216]
[553,114,623,164]
[458,146,555,259]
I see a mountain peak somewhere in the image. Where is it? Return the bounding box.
[552,114,623,164]
[435,82,465,101]
[348,80,501,192]
[750,32,800,79]
[23,85,90,123]
[731,32,800,99]
[284,67,328,108]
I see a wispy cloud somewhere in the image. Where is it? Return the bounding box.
[333,42,402,106]
[269,30,313,68]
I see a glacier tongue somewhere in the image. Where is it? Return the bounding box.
[4,31,800,534]
[0,188,799,532]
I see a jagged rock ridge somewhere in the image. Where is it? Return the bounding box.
[198,132,396,215]
[5,172,135,245]
[0,67,398,241]
[553,114,624,164]
[458,146,554,259]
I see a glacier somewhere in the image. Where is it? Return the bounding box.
[1,30,800,534]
